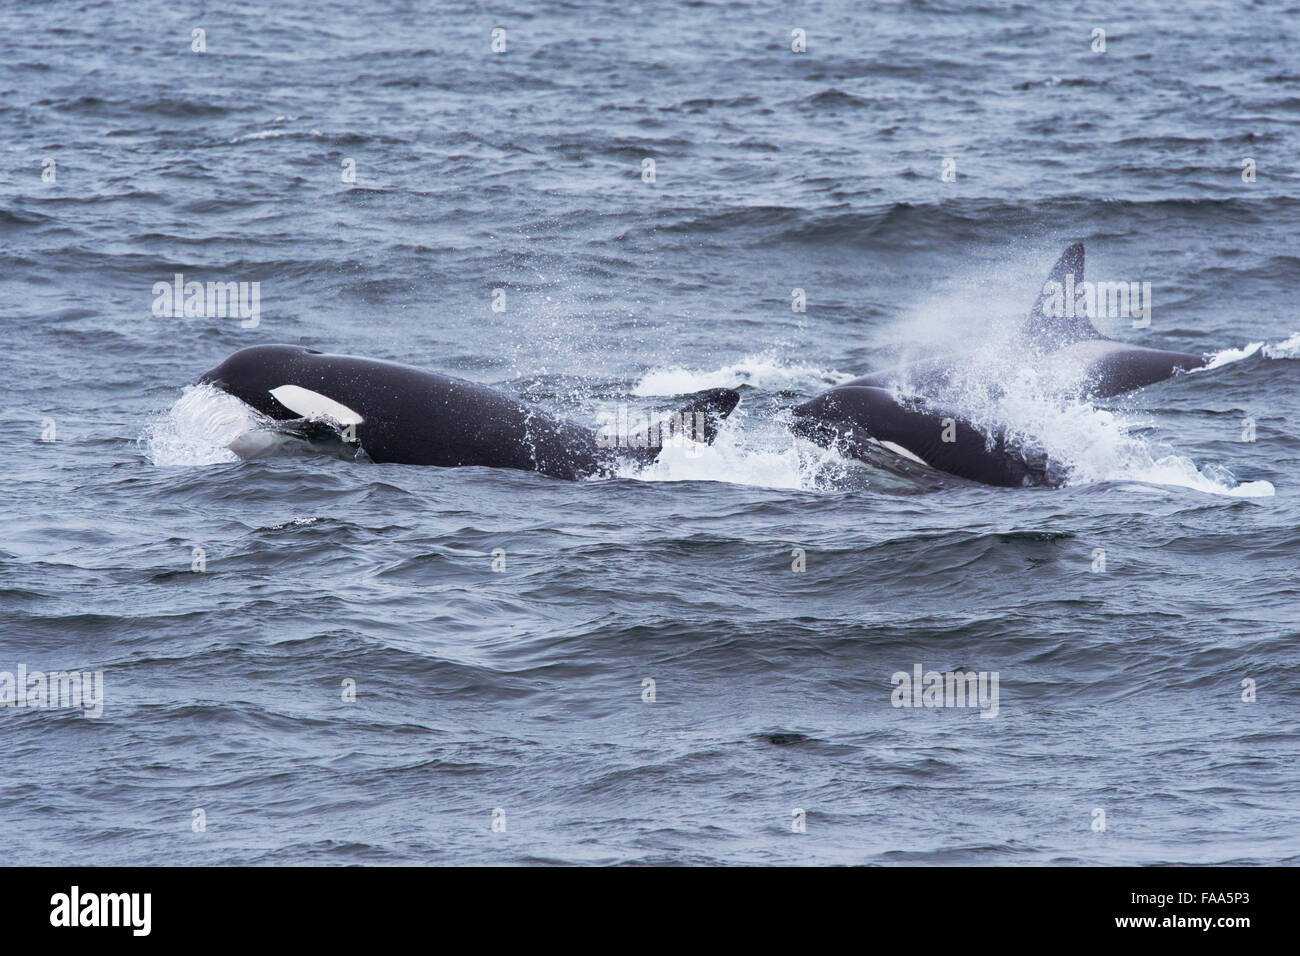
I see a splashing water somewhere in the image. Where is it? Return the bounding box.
[1003,399,1272,497]
[632,353,848,396]
[624,355,861,489]
[142,383,267,466]
[1199,341,1264,371]
[612,418,854,490]
[896,340,1276,497]
[1262,332,1300,359]
[1191,331,1299,372]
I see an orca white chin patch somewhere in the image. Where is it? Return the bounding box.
[269,385,365,426]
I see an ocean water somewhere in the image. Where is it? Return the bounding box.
[2,0,1298,865]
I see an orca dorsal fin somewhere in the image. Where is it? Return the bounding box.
[1020,242,1105,350]
[617,387,741,466]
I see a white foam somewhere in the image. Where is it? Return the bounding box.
[1193,332,1300,371]
[612,421,850,491]
[1112,457,1274,498]
[632,354,846,396]
[1197,341,1263,371]
[1262,331,1300,359]
[1031,401,1272,496]
[142,384,266,466]
[229,129,291,143]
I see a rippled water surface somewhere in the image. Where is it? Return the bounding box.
[2,0,1298,864]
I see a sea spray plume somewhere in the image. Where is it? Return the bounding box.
[845,243,1210,402]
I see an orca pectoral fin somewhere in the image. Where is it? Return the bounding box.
[1021,241,1106,350]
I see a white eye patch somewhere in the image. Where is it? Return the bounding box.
[269,385,365,426]
[878,440,929,466]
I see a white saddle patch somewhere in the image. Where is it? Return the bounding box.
[269,385,365,426]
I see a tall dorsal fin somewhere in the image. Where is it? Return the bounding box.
[1020,242,1105,350]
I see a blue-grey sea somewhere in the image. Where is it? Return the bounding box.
[2,0,1298,865]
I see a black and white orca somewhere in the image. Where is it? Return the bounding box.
[199,345,740,479]
[791,386,1056,488]
[792,243,1214,487]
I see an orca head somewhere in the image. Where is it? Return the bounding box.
[791,388,882,448]
[790,394,838,443]
[198,344,324,419]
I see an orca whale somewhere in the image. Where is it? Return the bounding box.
[792,243,1215,487]
[791,386,1056,488]
[839,243,1209,399]
[199,345,740,479]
